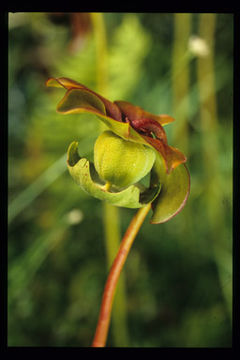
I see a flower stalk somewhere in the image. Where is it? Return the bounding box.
[91,12,129,345]
[91,203,151,347]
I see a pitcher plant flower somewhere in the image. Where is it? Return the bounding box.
[46,77,190,224]
[46,76,190,347]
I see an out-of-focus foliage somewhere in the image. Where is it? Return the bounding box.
[8,12,233,347]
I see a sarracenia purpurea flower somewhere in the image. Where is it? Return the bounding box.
[46,77,190,224]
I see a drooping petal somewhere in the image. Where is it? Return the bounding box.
[150,155,190,224]
[142,135,187,173]
[53,87,141,142]
[46,77,122,121]
[114,100,175,126]
[57,88,106,115]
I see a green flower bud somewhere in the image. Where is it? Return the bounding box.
[94,130,156,189]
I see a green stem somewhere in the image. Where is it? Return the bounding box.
[171,13,191,245]
[197,14,218,177]
[172,13,191,157]
[8,154,67,225]
[197,13,232,321]
[91,203,151,347]
[90,12,108,96]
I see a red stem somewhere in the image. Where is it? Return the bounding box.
[91,204,151,347]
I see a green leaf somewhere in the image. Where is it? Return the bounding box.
[67,142,161,209]
[150,155,190,224]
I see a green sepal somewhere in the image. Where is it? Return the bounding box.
[67,142,161,209]
[150,155,190,224]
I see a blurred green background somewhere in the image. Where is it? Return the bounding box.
[8,12,233,347]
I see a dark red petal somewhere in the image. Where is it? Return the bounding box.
[114,100,175,126]
[47,77,122,121]
[141,135,187,174]
[129,118,168,144]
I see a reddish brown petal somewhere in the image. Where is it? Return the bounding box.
[141,135,187,174]
[154,114,175,125]
[114,100,175,126]
[46,77,122,121]
[56,88,107,116]
[128,118,168,144]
